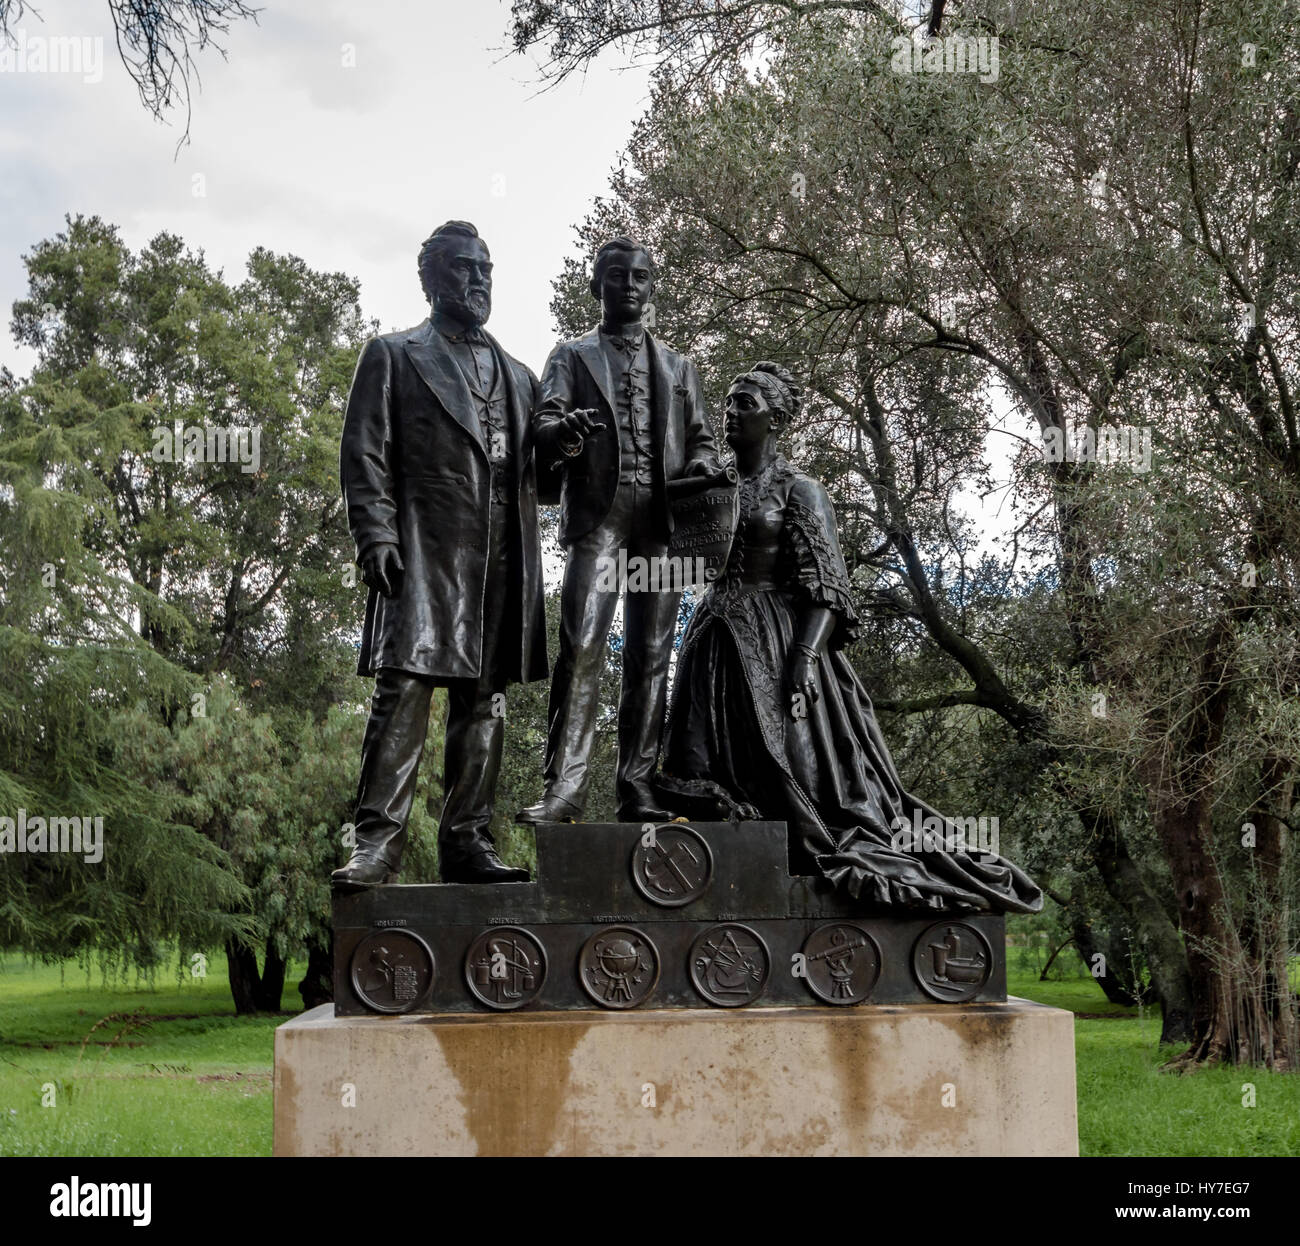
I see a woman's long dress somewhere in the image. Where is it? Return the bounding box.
[659,457,1042,914]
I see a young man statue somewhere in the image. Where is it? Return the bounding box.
[517,238,721,827]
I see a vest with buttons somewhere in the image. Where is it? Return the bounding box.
[448,333,513,506]
[600,330,655,487]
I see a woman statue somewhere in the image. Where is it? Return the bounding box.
[657,362,1042,914]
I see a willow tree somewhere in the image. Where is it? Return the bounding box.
[0,327,248,970]
[2,216,397,1010]
[518,0,1300,1067]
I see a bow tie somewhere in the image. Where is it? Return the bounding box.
[440,326,486,345]
[602,329,645,355]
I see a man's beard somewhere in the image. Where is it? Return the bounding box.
[440,288,491,328]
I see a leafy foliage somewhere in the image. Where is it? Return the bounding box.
[0,217,391,1005]
[533,0,1300,1066]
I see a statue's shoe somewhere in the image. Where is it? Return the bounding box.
[441,849,530,885]
[514,794,581,825]
[618,785,678,823]
[331,853,397,890]
[618,802,679,823]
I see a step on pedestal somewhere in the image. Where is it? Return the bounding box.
[332,822,1008,1015]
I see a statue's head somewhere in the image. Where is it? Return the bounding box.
[590,236,655,324]
[418,221,492,328]
[725,361,802,451]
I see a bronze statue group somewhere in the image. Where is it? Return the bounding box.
[334,221,1040,916]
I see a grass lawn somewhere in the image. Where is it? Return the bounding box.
[1,950,1296,1156]
[0,952,289,1157]
[1008,972,1300,1157]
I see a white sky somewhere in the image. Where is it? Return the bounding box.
[0,0,1029,562]
[0,0,651,378]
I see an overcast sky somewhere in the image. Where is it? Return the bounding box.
[0,0,651,377]
[1,0,1028,557]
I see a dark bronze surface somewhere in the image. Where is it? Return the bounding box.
[665,465,740,586]
[464,926,547,1010]
[658,362,1043,915]
[578,926,661,1009]
[630,825,713,907]
[689,923,771,1008]
[801,923,882,1006]
[349,929,436,1014]
[334,222,548,885]
[912,921,994,1003]
[527,238,723,821]
[329,247,1040,1023]
[332,822,1011,1015]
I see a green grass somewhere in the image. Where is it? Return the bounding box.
[2,951,1296,1155]
[0,951,294,1157]
[1008,969,1300,1157]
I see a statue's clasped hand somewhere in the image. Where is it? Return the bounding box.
[681,458,717,479]
[556,407,605,456]
[361,542,405,598]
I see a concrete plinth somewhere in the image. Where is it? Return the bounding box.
[274,997,1077,1156]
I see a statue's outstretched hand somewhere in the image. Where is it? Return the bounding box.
[361,543,405,598]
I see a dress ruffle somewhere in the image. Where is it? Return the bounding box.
[784,498,860,646]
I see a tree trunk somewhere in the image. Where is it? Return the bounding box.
[1083,808,1195,1043]
[298,939,334,1010]
[1152,796,1237,1068]
[1147,615,1242,1069]
[1066,914,1156,1009]
[226,937,289,1014]
[225,937,261,1015]
[254,938,286,1012]
[1245,753,1296,1071]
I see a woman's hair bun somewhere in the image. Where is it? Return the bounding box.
[746,360,802,424]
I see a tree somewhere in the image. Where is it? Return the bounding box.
[0,328,250,972]
[1,215,408,1011]
[522,0,1300,1067]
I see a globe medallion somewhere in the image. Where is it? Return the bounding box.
[579,926,660,1009]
